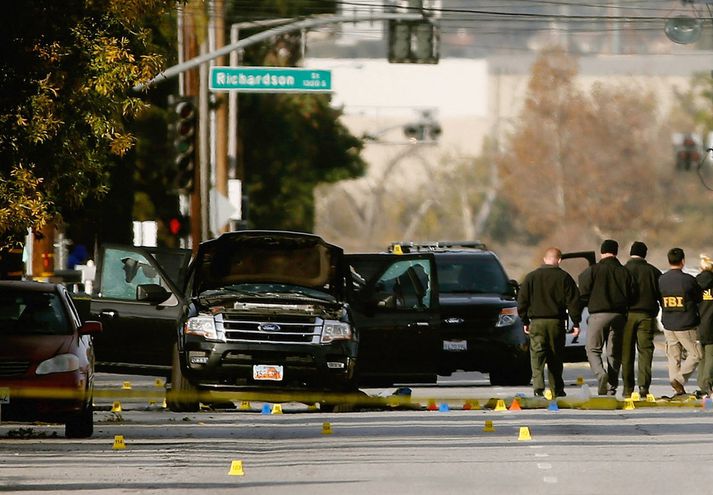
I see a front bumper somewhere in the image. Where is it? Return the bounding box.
[438,319,528,373]
[181,338,357,391]
[0,371,90,422]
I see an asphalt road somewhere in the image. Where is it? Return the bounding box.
[2,336,713,494]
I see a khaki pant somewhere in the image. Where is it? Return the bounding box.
[663,329,702,386]
[586,312,625,395]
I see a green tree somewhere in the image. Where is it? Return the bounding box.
[230,0,365,232]
[0,0,174,248]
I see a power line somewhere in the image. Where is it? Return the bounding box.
[326,0,700,21]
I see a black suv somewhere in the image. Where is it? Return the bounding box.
[90,231,443,411]
[389,241,530,385]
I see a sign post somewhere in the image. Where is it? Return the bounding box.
[210,66,332,93]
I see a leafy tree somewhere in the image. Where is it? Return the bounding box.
[0,0,175,249]
[240,92,365,231]
[498,48,664,244]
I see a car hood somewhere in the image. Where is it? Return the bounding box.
[0,335,73,362]
[191,231,344,298]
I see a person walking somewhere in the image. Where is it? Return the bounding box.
[659,247,703,397]
[578,239,636,396]
[622,241,662,398]
[696,254,713,397]
[518,247,581,398]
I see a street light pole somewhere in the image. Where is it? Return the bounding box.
[134,12,426,91]
[153,12,428,242]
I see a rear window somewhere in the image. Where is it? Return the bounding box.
[0,291,70,335]
[436,255,509,295]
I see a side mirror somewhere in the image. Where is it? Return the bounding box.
[79,320,103,335]
[506,279,519,298]
[137,284,172,305]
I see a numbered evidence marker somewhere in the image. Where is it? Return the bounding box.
[112,435,126,450]
[228,460,245,476]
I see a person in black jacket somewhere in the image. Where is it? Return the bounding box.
[659,247,703,397]
[518,247,581,398]
[696,254,713,397]
[622,241,662,398]
[578,239,636,396]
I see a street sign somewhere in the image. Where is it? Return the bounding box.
[210,191,238,235]
[210,66,332,93]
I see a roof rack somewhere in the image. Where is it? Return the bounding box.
[388,241,488,253]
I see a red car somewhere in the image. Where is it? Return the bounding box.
[0,281,101,438]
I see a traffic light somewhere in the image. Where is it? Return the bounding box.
[167,214,190,238]
[403,111,441,142]
[388,21,411,63]
[412,21,438,63]
[388,20,439,64]
[172,97,196,191]
[676,134,700,171]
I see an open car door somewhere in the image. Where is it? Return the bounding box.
[559,251,596,362]
[90,244,191,376]
[347,253,440,387]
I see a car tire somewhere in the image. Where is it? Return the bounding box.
[167,344,200,413]
[65,400,94,438]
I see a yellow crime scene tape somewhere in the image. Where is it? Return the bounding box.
[1,385,710,410]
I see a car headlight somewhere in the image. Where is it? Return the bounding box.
[36,354,80,375]
[185,315,218,339]
[321,320,352,343]
[496,307,519,327]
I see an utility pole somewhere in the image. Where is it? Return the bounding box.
[148,12,428,243]
[214,0,229,235]
[179,5,203,251]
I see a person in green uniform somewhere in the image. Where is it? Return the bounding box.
[518,247,581,397]
[696,254,713,397]
[622,241,662,398]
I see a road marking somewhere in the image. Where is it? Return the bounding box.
[528,445,544,449]
[543,476,558,484]
[537,463,552,470]
[535,453,549,457]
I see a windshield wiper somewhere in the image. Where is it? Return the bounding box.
[198,288,267,303]
[271,290,333,303]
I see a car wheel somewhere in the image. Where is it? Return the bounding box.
[167,344,200,413]
[65,401,94,438]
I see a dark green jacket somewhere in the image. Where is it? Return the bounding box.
[578,256,636,315]
[518,264,581,326]
[624,257,662,317]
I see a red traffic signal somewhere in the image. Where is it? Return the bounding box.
[167,215,189,237]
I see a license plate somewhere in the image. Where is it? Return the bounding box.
[0,387,9,404]
[443,340,468,352]
[253,365,284,381]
